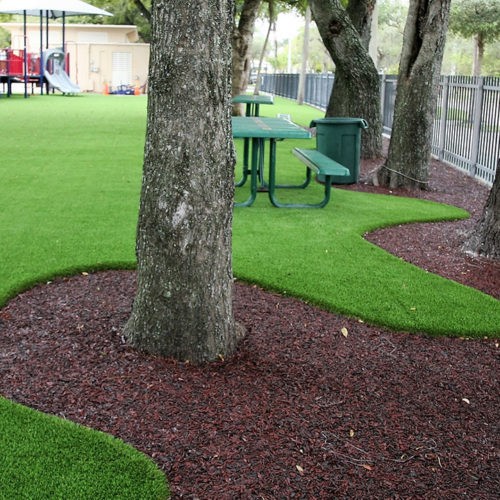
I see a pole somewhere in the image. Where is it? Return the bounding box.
[62,12,66,54]
[39,11,44,95]
[23,10,28,98]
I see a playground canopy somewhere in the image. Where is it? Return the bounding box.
[0,0,111,97]
[0,0,111,18]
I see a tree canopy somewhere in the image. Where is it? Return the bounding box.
[449,0,500,43]
[448,0,500,75]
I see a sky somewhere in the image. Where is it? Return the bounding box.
[255,11,305,42]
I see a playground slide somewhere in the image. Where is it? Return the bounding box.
[43,49,80,95]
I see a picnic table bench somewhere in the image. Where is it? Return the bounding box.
[287,148,350,208]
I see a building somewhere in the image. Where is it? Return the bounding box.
[0,22,149,93]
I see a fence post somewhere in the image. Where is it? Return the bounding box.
[380,74,386,126]
[438,75,449,161]
[469,76,484,177]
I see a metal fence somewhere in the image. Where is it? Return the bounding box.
[261,73,500,186]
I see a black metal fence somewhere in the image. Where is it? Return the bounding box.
[261,73,500,186]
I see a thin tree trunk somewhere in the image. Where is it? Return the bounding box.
[375,0,451,189]
[253,16,272,95]
[472,33,484,77]
[232,0,262,114]
[463,160,500,259]
[310,0,382,159]
[297,5,311,105]
[124,0,244,363]
[132,0,151,22]
[254,0,275,96]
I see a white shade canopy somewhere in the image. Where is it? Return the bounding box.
[0,0,112,18]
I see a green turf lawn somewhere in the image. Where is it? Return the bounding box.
[1,93,498,335]
[0,398,169,499]
[0,92,498,497]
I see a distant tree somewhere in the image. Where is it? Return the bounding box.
[234,0,305,103]
[377,0,407,72]
[374,0,451,189]
[124,0,244,363]
[253,0,277,94]
[76,0,152,41]
[131,0,151,21]
[232,0,263,110]
[297,5,311,104]
[449,0,500,76]
[309,0,383,158]
[463,161,500,259]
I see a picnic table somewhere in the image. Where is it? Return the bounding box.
[232,94,274,117]
[232,94,274,183]
[232,116,351,208]
[232,116,311,207]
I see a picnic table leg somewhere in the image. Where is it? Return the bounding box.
[235,102,255,187]
[257,138,268,190]
[235,137,259,207]
[235,137,250,187]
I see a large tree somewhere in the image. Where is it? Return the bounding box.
[309,0,383,158]
[374,0,451,189]
[124,0,244,363]
[449,0,500,76]
[463,161,500,259]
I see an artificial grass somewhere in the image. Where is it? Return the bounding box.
[0,398,169,499]
[0,93,498,337]
[0,91,498,498]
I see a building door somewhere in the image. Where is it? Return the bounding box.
[112,52,132,87]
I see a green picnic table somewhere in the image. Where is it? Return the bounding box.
[232,116,312,207]
[232,94,274,117]
[232,94,274,183]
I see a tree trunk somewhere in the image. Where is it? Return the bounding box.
[132,0,151,22]
[346,0,376,49]
[124,0,244,363]
[253,14,273,95]
[375,0,451,190]
[472,33,484,77]
[232,0,262,114]
[463,160,500,259]
[310,0,382,159]
[297,5,311,105]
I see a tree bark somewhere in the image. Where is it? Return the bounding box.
[310,0,382,159]
[375,0,451,190]
[346,0,376,49]
[232,0,262,113]
[124,0,244,363]
[463,160,500,259]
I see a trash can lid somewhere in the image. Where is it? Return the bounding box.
[310,117,369,129]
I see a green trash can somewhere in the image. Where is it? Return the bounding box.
[311,117,368,184]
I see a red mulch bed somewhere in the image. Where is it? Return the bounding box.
[1,153,499,498]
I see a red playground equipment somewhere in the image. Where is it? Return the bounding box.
[0,48,73,97]
[1,48,40,95]
[0,1,111,98]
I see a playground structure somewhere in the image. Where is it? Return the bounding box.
[0,47,79,95]
[0,0,111,97]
